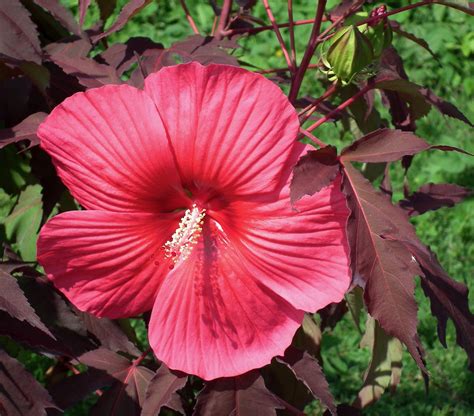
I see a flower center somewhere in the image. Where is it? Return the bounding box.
[163,204,206,265]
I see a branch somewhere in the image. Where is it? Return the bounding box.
[306,82,373,132]
[179,0,200,35]
[262,0,295,72]
[288,0,327,103]
[216,0,232,40]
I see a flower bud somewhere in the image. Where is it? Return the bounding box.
[326,25,374,84]
[366,5,393,57]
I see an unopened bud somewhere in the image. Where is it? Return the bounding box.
[326,25,374,84]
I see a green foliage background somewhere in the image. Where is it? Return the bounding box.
[2,1,473,414]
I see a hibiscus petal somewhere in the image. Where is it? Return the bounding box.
[148,221,304,380]
[38,84,186,212]
[144,62,302,197]
[37,210,181,318]
[215,176,351,313]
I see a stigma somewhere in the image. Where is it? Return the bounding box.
[163,204,205,264]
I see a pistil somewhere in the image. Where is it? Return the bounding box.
[163,204,206,264]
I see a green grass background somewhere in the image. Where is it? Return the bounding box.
[17,0,474,414]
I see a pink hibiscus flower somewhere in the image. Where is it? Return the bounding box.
[37,62,350,380]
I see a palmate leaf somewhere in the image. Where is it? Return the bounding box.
[0,264,53,338]
[341,129,431,163]
[141,365,187,416]
[341,163,426,372]
[0,112,47,150]
[48,54,121,89]
[0,0,42,65]
[194,370,284,416]
[277,348,336,415]
[92,0,153,42]
[0,349,58,415]
[80,348,154,415]
[354,316,403,408]
[396,239,474,370]
[400,183,471,216]
[290,146,340,204]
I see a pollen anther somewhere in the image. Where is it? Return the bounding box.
[163,204,205,264]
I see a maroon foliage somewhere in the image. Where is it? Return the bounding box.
[0,264,53,337]
[141,365,187,415]
[342,163,426,372]
[0,112,46,149]
[290,146,340,204]
[92,0,152,42]
[0,0,42,65]
[194,370,284,416]
[80,348,154,415]
[341,129,430,163]
[400,183,471,216]
[0,349,58,415]
[278,348,336,415]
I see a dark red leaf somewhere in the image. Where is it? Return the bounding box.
[431,145,472,155]
[81,348,154,415]
[420,87,473,126]
[400,183,471,216]
[0,349,58,415]
[98,37,163,75]
[48,368,114,410]
[290,146,340,204]
[80,313,141,356]
[35,0,82,35]
[48,54,121,88]
[319,300,348,331]
[329,0,366,21]
[141,365,187,416]
[278,348,336,415]
[0,269,95,357]
[342,162,426,372]
[161,35,239,67]
[0,265,53,337]
[98,0,118,23]
[79,0,91,27]
[391,23,437,58]
[92,0,153,42]
[0,0,42,64]
[194,371,284,416]
[44,37,92,59]
[341,129,430,163]
[0,112,46,149]
[393,238,474,370]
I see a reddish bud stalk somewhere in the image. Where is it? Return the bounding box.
[262,0,295,73]
[299,127,327,148]
[179,0,200,35]
[298,82,338,123]
[288,0,327,103]
[306,82,374,132]
[288,0,297,70]
[216,0,233,40]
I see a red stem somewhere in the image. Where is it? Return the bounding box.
[298,82,337,122]
[299,127,327,147]
[179,0,200,35]
[306,82,373,132]
[288,0,327,103]
[133,347,152,367]
[262,0,295,72]
[288,0,297,70]
[216,0,233,40]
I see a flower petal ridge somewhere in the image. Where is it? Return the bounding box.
[37,62,351,380]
